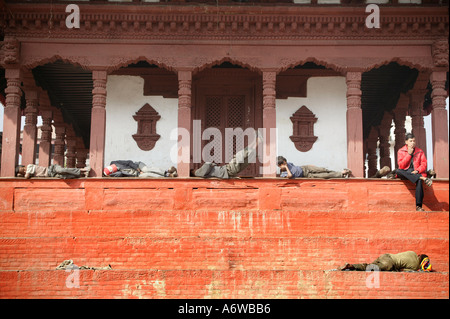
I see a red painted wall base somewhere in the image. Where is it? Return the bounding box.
[0,178,448,299]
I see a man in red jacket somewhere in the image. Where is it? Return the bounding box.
[396,133,432,211]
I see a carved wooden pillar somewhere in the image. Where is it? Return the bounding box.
[345,71,364,177]
[430,71,449,178]
[409,93,428,156]
[393,93,409,165]
[262,70,277,177]
[0,37,22,177]
[22,72,39,166]
[379,111,393,170]
[65,126,77,168]
[75,137,88,169]
[38,91,53,167]
[363,138,367,176]
[430,38,449,178]
[53,111,66,166]
[366,126,379,178]
[89,70,107,177]
[409,72,429,157]
[177,70,192,178]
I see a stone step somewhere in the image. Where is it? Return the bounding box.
[0,210,448,239]
[0,269,448,299]
[0,237,448,272]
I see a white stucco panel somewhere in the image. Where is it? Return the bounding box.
[276,76,348,172]
[105,75,178,170]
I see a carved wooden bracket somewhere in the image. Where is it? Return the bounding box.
[289,105,318,152]
[132,103,161,151]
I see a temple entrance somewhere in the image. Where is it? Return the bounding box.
[192,65,263,176]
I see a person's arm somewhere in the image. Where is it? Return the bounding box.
[25,164,34,179]
[284,164,293,179]
[279,163,292,178]
[407,146,420,174]
[415,151,427,175]
[397,149,412,170]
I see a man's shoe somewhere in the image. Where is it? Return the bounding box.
[386,169,397,179]
[416,206,425,212]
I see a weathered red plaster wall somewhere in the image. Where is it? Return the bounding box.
[0,178,448,299]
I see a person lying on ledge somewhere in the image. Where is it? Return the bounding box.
[16,164,90,179]
[104,160,177,178]
[339,251,432,272]
[276,156,352,179]
[191,135,261,179]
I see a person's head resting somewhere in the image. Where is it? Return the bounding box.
[277,156,287,169]
[15,165,25,177]
[405,132,416,148]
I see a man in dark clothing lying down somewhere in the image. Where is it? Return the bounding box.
[339,251,432,272]
[104,160,177,178]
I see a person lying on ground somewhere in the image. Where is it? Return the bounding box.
[339,251,432,272]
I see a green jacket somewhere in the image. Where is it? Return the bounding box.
[388,251,420,271]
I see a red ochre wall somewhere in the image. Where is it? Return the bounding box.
[0,178,448,299]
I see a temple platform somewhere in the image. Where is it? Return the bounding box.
[0,177,448,299]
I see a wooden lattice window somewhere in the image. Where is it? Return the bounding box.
[226,96,245,160]
[132,103,161,151]
[289,105,318,152]
[203,95,246,163]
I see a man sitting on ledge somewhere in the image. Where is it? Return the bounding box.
[339,251,432,272]
[16,164,90,179]
[395,133,432,212]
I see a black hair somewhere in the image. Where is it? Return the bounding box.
[277,156,287,166]
[418,254,429,263]
[405,133,415,141]
[15,165,24,177]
